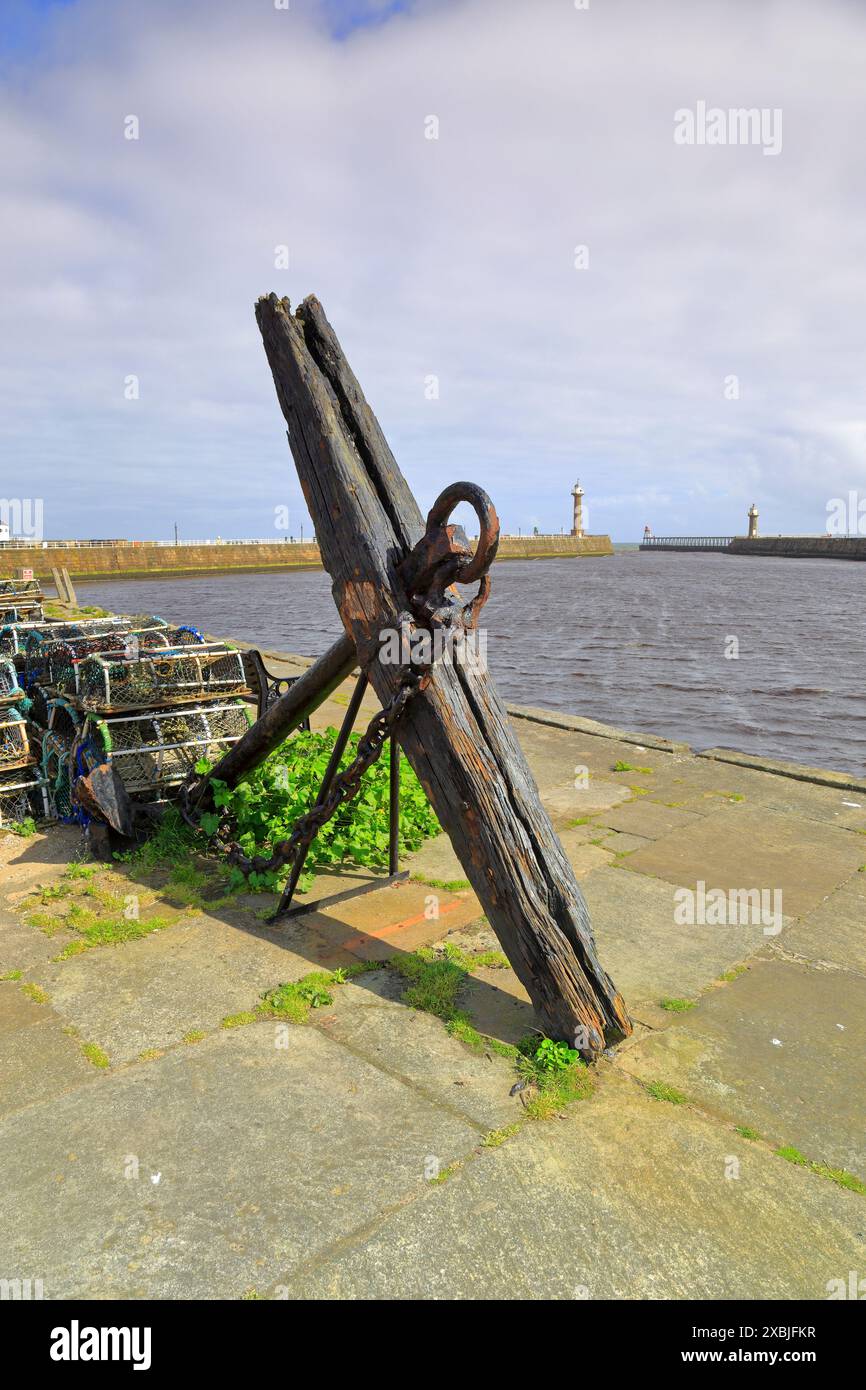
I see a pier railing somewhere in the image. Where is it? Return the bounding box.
[640,536,735,552]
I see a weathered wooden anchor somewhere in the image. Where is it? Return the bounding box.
[192,294,631,1055]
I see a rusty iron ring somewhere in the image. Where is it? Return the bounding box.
[425,481,500,585]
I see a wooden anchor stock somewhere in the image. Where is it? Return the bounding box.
[253,292,631,1054]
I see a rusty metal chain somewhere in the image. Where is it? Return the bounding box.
[223,664,427,880]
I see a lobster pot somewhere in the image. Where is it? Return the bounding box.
[0,708,30,769]
[73,645,250,712]
[0,578,42,599]
[101,624,205,659]
[26,684,51,730]
[0,765,50,827]
[2,616,126,660]
[41,730,75,821]
[77,700,252,793]
[0,658,24,705]
[47,696,84,741]
[25,625,192,693]
[26,631,130,692]
[117,614,170,632]
[0,603,44,626]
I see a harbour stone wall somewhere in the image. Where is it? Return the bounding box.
[0,533,613,581]
[728,536,866,560]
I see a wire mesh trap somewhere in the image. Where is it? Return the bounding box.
[0,764,50,828]
[0,708,30,770]
[74,699,252,793]
[25,624,205,694]
[46,695,84,740]
[40,730,75,822]
[0,658,25,706]
[26,683,51,728]
[70,645,250,712]
[0,604,44,626]
[0,616,128,659]
[0,578,42,599]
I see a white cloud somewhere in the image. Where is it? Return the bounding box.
[2,0,865,541]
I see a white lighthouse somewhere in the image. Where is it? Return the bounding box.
[748,502,759,539]
[571,481,585,538]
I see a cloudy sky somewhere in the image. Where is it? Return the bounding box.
[1,0,864,542]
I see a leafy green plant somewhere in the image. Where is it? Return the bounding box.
[531,1037,581,1073]
[613,761,653,775]
[5,817,36,837]
[64,861,96,881]
[515,1036,593,1117]
[207,728,440,892]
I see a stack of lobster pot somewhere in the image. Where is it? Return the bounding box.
[0,650,49,829]
[0,576,46,628]
[32,625,253,823]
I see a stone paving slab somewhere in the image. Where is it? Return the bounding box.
[619,758,781,812]
[699,747,866,798]
[838,871,866,901]
[741,781,866,832]
[315,880,481,960]
[276,1070,866,1301]
[456,963,538,1043]
[581,867,772,1011]
[0,905,63,975]
[623,804,865,917]
[0,1024,485,1300]
[0,986,99,1117]
[537,779,632,826]
[26,915,337,1065]
[596,830,652,855]
[616,956,866,1176]
[775,887,866,977]
[596,800,707,840]
[0,826,83,898]
[314,972,522,1130]
[25,881,482,1065]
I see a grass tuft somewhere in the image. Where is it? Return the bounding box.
[480,1124,521,1148]
[644,1079,688,1105]
[82,1042,109,1069]
[21,982,50,1005]
[410,873,471,893]
[775,1145,866,1194]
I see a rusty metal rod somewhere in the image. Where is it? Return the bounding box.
[272,670,370,917]
[388,731,400,876]
[188,632,357,805]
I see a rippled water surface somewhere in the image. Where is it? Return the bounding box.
[75,552,866,776]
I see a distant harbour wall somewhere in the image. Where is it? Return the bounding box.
[641,535,866,561]
[0,533,613,581]
[728,536,866,561]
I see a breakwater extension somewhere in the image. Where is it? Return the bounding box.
[641,535,866,560]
